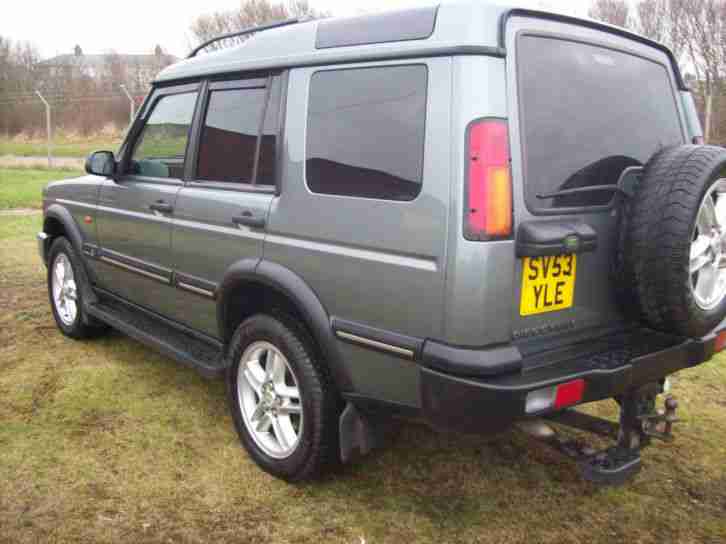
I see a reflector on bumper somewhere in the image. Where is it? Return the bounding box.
[526,379,585,414]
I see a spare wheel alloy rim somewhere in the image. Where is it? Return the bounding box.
[690,178,726,310]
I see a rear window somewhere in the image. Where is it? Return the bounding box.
[518,35,684,211]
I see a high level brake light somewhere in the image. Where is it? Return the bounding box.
[465,119,513,240]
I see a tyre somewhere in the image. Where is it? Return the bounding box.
[47,236,108,339]
[226,313,341,481]
[624,145,726,337]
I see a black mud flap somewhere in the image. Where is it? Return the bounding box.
[339,402,387,463]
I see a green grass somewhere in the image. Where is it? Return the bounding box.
[1,214,726,543]
[0,138,121,158]
[0,168,82,209]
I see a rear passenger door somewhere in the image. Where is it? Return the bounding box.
[265,61,451,406]
[95,84,198,317]
[167,75,282,336]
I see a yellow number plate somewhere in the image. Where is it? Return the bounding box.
[520,255,577,316]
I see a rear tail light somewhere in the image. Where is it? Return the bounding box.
[525,379,586,414]
[715,331,726,352]
[465,118,513,240]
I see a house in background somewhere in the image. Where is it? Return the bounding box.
[36,45,177,94]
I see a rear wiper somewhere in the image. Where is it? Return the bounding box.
[537,167,643,201]
[536,184,629,200]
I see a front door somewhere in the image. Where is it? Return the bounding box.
[166,76,280,336]
[95,85,199,317]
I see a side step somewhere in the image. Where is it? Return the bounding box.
[86,295,226,378]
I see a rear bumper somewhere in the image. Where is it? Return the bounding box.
[420,328,723,434]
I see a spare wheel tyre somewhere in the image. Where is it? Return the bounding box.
[625,145,726,338]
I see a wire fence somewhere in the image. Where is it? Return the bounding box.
[0,89,147,166]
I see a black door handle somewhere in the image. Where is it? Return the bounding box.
[232,210,266,229]
[149,201,174,214]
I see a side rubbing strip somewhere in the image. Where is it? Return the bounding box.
[99,256,170,284]
[178,281,215,299]
[336,330,416,359]
[331,317,423,360]
[175,272,217,299]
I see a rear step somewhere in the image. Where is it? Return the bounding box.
[518,383,679,486]
[86,293,226,378]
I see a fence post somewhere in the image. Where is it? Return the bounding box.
[120,84,135,127]
[35,90,52,168]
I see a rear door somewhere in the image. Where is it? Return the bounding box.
[167,75,281,337]
[505,16,687,348]
[264,60,450,406]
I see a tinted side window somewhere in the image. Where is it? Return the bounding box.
[130,92,197,179]
[197,87,267,184]
[306,65,427,201]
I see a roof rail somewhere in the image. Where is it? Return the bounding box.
[187,18,302,59]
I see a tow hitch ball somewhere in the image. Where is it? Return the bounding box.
[519,383,679,486]
[639,395,679,442]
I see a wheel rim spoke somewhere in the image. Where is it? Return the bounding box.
[278,400,302,415]
[243,363,265,396]
[266,351,286,384]
[255,412,273,433]
[691,254,712,274]
[275,384,300,400]
[691,234,712,273]
[249,400,266,422]
[696,263,719,304]
[272,415,296,451]
[715,192,726,229]
[699,193,718,232]
[55,262,65,285]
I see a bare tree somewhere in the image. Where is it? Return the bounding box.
[588,0,631,28]
[594,0,726,143]
[189,0,326,53]
[681,0,726,142]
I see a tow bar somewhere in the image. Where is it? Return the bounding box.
[518,383,679,486]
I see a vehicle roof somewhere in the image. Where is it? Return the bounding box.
[156,0,512,83]
[156,0,684,89]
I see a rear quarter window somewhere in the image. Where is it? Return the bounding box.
[518,34,684,212]
[305,64,428,201]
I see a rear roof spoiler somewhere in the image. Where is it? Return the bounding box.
[499,8,688,91]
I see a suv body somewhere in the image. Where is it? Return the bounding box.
[38,2,725,481]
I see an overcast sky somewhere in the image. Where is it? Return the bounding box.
[3,0,590,59]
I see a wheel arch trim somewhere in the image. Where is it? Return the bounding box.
[43,204,98,284]
[216,258,353,391]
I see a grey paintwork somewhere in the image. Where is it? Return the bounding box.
[39,0,700,411]
[170,186,272,335]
